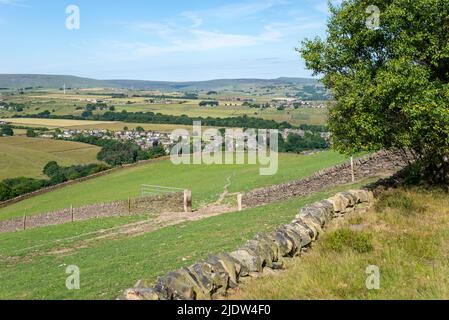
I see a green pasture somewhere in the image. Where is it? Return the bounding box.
[0,151,349,221]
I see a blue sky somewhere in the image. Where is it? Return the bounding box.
[0,0,336,81]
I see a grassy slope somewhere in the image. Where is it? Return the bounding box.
[0,151,349,221]
[0,136,101,180]
[0,181,369,300]
[232,187,449,300]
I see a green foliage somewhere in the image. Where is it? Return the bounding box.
[81,110,93,118]
[278,132,328,153]
[26,128,37,137]
[199,100,219,107]
[286,132,328,153]
[0,177,47,201]
[43,161,109,184]
[43,161,60,177]
[64,135,150,166]
[96,141,147,166]
[299,0,449,183]
[147,144,166,159]
[322,228,373,253]
[0,125,14,136]
[0,161,110,202]
[38,110,51,118]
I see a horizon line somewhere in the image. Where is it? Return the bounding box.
[0,73,320,83]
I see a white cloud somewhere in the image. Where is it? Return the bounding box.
[181,0,287,22]
[131,22,175,37]
[100,26,283,62]
[99,0,324,63]
[180,12,203,28]
[0,0,29,7]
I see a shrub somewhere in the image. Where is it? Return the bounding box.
[26,128,37,137]
[0,125,14,136]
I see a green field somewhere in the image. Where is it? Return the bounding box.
[0,151,348,221]
[0,181,368,300]
[0,136,101,180]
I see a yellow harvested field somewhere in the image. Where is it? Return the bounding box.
[0,136,101,180]
[66,122,198,132]
[0,118,114,128]
[1,118,196,132]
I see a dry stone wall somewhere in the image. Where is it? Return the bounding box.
[121,189,375,301]
[0,192,184,233]
[242,150,410,208]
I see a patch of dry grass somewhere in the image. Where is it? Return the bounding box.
[0,136,101,180]
[231,187,449,300]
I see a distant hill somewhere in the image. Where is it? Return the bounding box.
[0,74,112,89]
[0,74,330,99]
[107,77,321,91]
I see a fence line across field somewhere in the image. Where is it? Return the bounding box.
[0,189,192,234]
[141,185,186,197]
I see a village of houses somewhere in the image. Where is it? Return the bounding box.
[1,118,329,155]
[1,94,329,154]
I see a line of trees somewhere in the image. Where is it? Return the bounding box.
[16,111,295,130]
[62,135,166,166]
[278,132,328,153]
[199,101,219,107]
[0,162,110,202]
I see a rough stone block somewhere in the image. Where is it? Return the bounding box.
[121,288,160,300]
[153,269,201,300]
[328,194,349,213]
[339,192,358,206]
[186,262,229,299]
[297,205,331,227]
[229,248,264,274]
[274,226,302,256]
[287,221,313,247]
[295,216,322,240]
[207,253,242,288]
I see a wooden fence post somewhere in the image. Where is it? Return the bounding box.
[184,190,192,213]
[71,205,74,222]
[128,197,131,215]
[237,194,243,212]
[350,156,355,183]
[23,214,27,230]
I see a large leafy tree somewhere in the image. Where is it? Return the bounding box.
[299,0,449,183]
